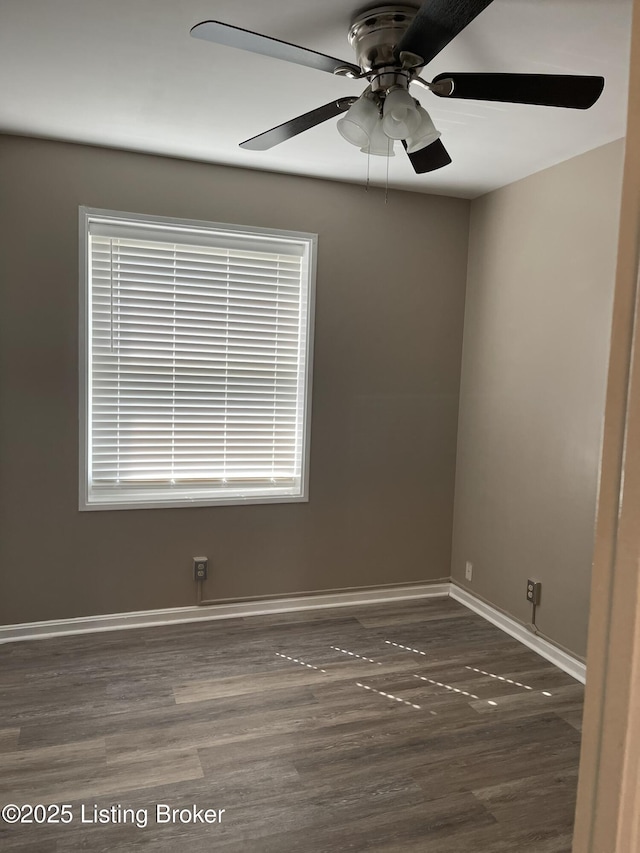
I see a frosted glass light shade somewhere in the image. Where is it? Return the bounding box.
[382,88,420,140]
[337,95,379,148]
[360,118,395,156]
[405,106,441,153]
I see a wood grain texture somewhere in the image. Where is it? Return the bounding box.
[0,728,20,753]
[0,598,582,851]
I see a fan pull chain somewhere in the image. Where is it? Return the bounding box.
[385,137,391,205]
[365,146,370,192]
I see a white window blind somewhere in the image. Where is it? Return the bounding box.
[80,209,316,510]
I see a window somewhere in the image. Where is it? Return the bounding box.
[79,208,316,510]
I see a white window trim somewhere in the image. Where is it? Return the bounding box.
[78,207,317,511]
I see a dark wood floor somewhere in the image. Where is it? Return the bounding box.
[0,597,584,852]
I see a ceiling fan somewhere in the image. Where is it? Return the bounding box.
[190,0,605,174]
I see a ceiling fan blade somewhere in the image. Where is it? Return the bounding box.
[432,72,605,109]
[191,21,361,76]
[240,98,357,150]
[397,0,495,66]
[402,139,452,174]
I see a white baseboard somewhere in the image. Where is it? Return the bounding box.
[0,583,450,644]
[450,584,586,684]
[0,581,588,683]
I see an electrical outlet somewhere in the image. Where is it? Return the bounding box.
[465,561,473,581]
[193,556,208,581]
[526,579,541,605]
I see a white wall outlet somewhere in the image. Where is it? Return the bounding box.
[193,556,208,581]
[465,561,473,581]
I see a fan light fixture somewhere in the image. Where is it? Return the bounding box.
[336,93,379,147]
[382,87,420,139]
[405,105,441,153]
[361,118,396,156]
[338,89,438,157]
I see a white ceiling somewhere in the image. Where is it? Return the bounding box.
[0,0,632,198]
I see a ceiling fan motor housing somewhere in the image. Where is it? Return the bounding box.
[348,4,421,93]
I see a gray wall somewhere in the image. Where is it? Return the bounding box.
[451,140,625,658]
[0,135,470,625]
